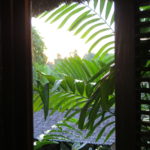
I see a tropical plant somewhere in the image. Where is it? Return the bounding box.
[34,56,115,142]
[32,27,47,65]
[33,0,115,146]
[32,26,50,86]
[39,0,114,58]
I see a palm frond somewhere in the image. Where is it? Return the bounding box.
[54,56,108,81]
[33,54,115,142]
[39,0,114,58]
[34,0,115,143]
[78,65,115,138]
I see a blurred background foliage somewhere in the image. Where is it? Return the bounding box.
[32,0,115,149]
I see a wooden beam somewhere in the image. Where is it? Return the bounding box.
[115,0,140,150]
[0,0,33,150]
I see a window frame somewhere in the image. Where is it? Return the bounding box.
[0,0,140,150]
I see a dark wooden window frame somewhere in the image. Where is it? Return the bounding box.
[115,0,140,150]
[0,0,33,150]
[0,0,140,150]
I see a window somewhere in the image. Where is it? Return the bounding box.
[0,0,149,150]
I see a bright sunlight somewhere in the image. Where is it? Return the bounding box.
[32,18,89,63]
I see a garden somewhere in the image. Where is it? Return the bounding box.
[31,0,149,150]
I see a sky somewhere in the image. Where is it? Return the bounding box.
[31,1,114,63]
[32,18,89,63]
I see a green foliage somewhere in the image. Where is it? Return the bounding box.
[34,140,58,150]
[33,56,115,142]
[32,27,50,86]
[53,55,113,81]
[34,118,84,150]
[32,27,48,65]
[40,0,114,59]
[33,0,115,148]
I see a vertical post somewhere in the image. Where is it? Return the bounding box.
[115,0,139,150]
[0,0,33,150]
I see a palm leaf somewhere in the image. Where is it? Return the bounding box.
[44,4,68,21]
[34,0,115,143]
[40,0,114,57]
[88,34,113,52]
[58,6,87,28]
[94,0,98,9]
[36,81,49,120]
[49,3,79,23]
[94,41,114,58]
[96,121,115,141]
[54,56,104,81]
[86,114,113,137]
[105,0,113,20]
[85,28,110,43]
[68,10,92,31]
[74,18,100,35]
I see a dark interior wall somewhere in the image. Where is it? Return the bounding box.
[0,1,1,70]
[0,2,2,147]
[115,0,140,150]
[0,0,33,150]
